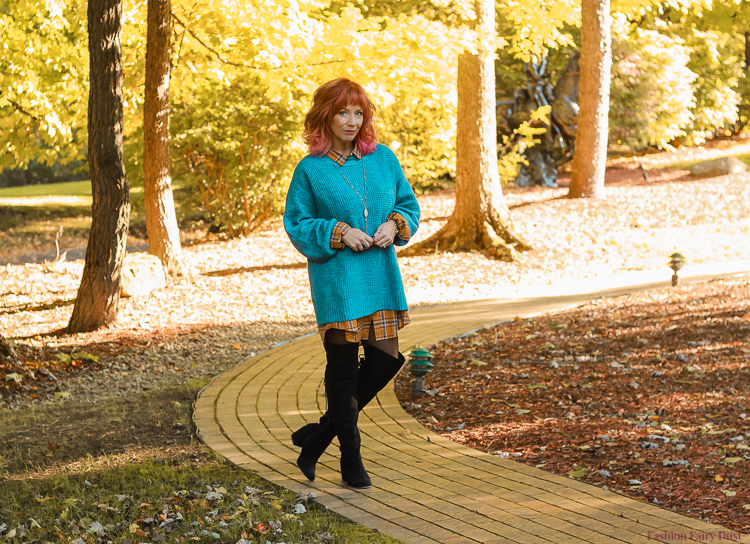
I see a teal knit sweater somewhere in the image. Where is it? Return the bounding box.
[284,144,420,325]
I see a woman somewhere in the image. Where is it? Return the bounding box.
[284,78,420,490]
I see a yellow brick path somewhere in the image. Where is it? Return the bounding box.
[195,271,750,544]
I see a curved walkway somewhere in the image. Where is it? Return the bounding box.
[195,263,750,544]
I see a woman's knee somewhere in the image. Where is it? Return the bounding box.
[364,336,399,358]
[325,328,354,346]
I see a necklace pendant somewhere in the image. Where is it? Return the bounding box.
[363,208,368,219]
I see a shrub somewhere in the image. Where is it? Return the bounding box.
[683,29,742,142]
[609,15,697,151]
[170,76,302,237]
[376,83,456,194]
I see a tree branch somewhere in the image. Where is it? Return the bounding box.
[170,11,383,71]
[5,96,40,120]
[170,11,251,68]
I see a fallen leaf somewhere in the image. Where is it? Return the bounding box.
[75,351,99,362]
[56,353,72,364]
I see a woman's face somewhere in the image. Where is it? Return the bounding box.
[329,103,363,151]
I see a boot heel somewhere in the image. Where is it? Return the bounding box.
[341,453,372,489]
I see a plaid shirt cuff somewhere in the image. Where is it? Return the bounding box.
[331,222,350,249]
[387,212,411,243]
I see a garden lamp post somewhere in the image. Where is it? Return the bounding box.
[669,252,685,286]
[407,346,434,398]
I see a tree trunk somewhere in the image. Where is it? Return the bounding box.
[401,0,530,260]
[66,0,130,333]
[568,0,611,199]
[0,335,17,361]
[144,0,185,276]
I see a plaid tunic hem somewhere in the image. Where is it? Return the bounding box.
[319,309,410,343]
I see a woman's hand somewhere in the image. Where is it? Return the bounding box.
[342,228,374,252]
[373,220,397,248]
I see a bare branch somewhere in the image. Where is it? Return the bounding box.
[5,97,39,120]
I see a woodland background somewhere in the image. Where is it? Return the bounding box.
[2,0,749,230]
[2,0,750,541]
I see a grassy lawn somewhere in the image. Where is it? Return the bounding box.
[0,180,93,199]
[0,181,151,262]
[665,152,750,170]
[654,147,750,170]
[0,383,402,544]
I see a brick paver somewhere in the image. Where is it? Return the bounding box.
[195,268,750,544]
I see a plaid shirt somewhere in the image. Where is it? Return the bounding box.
[319,310,411,343]
[319,145,411,342]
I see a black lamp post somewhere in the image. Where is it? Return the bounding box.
[669,252,685,286]
[406,346,434,397]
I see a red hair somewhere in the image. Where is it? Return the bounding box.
[303,78,377,156]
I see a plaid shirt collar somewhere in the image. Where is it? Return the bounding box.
[326,144,362,166]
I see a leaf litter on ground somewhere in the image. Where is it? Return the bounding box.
[2,166,750,408]
[1,145,750,537]
[395,277,750,534]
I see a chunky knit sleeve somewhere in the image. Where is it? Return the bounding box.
[389,151,420,246]
[284,164,339,263]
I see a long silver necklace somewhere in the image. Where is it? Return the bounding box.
[336,155,368,232]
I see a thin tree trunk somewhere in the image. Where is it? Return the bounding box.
[0,335,17,361]
[67,0,130,333]
[401,0,530,260]
[144,0,185,276]
[568,0,611,199]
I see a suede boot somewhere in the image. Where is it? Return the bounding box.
[323,343,370,489]
[294,345,405,483]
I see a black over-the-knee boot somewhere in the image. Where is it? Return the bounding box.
[321,341,371,489]
[294,345,405,483]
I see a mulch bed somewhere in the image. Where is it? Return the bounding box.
[395,277,750,533]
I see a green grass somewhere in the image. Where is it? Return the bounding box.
[0,180,149,199]
[0,180,92,198]
[0,383,202,476]
[1,455,403,544]
[0,383,404,543]
[656,150,750,171]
